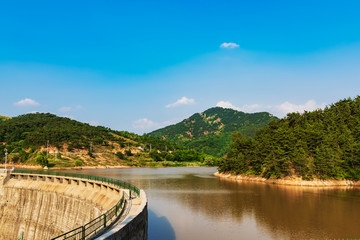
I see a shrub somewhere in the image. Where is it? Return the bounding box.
[116,151,126,159]
[87,151,95,158]
[203,156,215,166]
[74,159,83,166]
[11,155,20,163]
[36,152,49,167]
[149,149,162,162]
[125,149,133,157]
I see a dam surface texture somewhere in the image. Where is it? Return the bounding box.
[0,169,147,240]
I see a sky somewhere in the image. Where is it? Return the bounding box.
[1,0,360,134]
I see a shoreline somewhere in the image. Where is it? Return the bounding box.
[215,172,360,187]
[0,164,132,170]
[0,163,212,171]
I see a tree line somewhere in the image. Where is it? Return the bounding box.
[218,96,360,181]
[0,113,183,164]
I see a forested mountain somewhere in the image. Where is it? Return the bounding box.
[0,113,209,168]
[149,107,277,157]
[218,96,360,181]
[0,113,179,151]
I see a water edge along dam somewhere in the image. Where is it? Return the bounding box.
[0,169,148,240]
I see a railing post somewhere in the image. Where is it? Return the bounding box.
[82,226,85,240]
[104,214,106,228]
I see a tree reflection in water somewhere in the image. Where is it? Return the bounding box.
[148,209,175,240]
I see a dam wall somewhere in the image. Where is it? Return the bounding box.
[0,170,147,240]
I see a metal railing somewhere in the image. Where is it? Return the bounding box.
[49,194,126,240]
[11,169,140,239]
[12,169,140,196]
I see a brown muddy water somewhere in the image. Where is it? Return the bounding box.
[65,167,360,240]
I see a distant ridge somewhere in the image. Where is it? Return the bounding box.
[149,107,277,157]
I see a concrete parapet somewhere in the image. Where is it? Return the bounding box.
[0,172,147,240]
[94,190,148,240]
[55,177,61,184]
[71,179,79,185]
[80,180,87,187]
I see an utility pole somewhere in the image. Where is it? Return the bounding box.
[150,144,152,152]
[90,141,93,153]
[46,140,49,158]
[4,148,8,170]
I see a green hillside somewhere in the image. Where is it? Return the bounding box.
[0,113,209,168]
[150,107,277,157]
[0,115,11,121]
[218,96,360,181]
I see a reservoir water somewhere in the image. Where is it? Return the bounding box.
[68,167,360,239]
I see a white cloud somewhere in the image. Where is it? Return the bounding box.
[59,106,72,112]
[238,104,263,112]
[216,101,262,112]
[14,98,40,107]
[58,105,83,113]
[166,96,195,108]
[132,118,175,132]
[216,101,241,111]
[216,100,326,117]
[220,42,239,48]
[133,118,157,129]
[275,100,326,115]
[88,120,100,126]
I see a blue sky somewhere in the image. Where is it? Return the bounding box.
[1,0,360,134]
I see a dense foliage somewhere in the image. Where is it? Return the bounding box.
[150,107,277,157]
[218,97,360,180]
[0,113,113,151]
[0,113,182,164]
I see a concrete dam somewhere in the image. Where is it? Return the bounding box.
[0,169,147,240]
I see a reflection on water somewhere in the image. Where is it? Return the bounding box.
[148,209,175,240]
[66,167,360,240]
